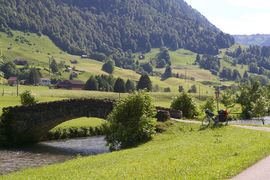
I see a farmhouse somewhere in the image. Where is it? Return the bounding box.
[7,77,17,86]
[56,80,84,90]
[40,78,51,86]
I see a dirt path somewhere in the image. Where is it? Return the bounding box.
[173,119,270,180]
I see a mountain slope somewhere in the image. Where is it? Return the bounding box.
[0,0,234,55]
[234,35,270,46]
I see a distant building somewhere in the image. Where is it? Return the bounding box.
[13,59,28,66]
[81,55,88,59]
[56,80,84,90]
[40,78,51,86]
[8,77,17,86]
[139,55,145,60]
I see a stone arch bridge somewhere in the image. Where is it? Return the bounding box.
[0,99,115,146]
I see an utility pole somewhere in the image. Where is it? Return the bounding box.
[0,41,2,57]
[199,85,201,100]
[185,67,187,83]
[215,88,220,111]
[49,57,51,77]
[16,72,19,96]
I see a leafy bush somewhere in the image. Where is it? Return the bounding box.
[137,74,152,91]
[105,91,157,150]
[125,79,135,93]
[178,85,184,93]
[201,97,215,112]
[85,76,99,90]
[102,60,115,74]
[188,85,197,93]
[114,78,126,93]
[20,90,38,106]
[221,89,236,109]
[171,93,198,118]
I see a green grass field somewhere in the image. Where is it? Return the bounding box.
[2,122,270,179]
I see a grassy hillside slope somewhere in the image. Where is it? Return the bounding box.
[0,30,221,93]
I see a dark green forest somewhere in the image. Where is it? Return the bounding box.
[0,0,234,57]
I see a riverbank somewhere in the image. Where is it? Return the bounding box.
[3,122,270,179]
[0,136,109,175]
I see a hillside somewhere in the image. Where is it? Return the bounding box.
[0,0,234,57]
[0,30,220,96]
[234,35,270,46]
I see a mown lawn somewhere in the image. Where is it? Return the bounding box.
[3,122,270,179]
[0,85,179,108]
[46,117,106,140]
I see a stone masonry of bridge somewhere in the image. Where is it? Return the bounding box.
[0,99,115,146]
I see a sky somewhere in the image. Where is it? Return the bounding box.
[185,0,270,35]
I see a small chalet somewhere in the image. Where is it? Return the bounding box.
[13,59,28,66]
[40,78,51,86]
[56,80,84,90]
[8,77,17,86]
[81,55,88,59]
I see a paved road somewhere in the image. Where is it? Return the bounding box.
[231,125,270,132]
[173,119,270,180]
[232,156,270,180]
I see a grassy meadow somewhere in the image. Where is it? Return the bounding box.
[3,122,270,179]
[0,30,224,94]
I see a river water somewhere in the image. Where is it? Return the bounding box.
[0,136,109,175]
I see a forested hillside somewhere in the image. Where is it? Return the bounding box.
[0,0,234,56]
[234,35,270,46]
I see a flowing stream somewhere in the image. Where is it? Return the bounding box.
[0,136,109,175]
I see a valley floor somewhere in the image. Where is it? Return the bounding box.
[2,122,270,179]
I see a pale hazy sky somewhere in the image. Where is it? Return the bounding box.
[185,0,270,35]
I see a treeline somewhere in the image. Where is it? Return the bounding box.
[195,54,243,81]
[195,54,220,75]
[85,75,135,93]
[0,0,234,58]
[227,46,270,78]
[85,74,153,93]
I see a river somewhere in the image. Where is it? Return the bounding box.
[0,136,109,175]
